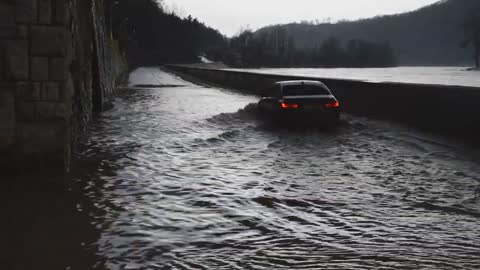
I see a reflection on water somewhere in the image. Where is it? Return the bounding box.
[4,68,480,269]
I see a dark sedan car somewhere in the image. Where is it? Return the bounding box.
[258,80,340,126]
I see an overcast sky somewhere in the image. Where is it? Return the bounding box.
[162,0,440,36]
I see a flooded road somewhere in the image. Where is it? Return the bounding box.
[73,67,480,269]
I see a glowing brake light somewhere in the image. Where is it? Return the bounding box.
[325,101,340,109]
[281,102,299,109]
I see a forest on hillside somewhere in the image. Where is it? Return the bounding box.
[106,0,226,66]
[107,0,479,68]
[250,0,480,66]
[106,0,397,68]
[106,0,395,68]
[206,29,397,68]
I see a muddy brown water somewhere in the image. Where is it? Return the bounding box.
[3,68,480,270]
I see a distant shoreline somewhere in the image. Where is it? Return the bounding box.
[221,66,480,88]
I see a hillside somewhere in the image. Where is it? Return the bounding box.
[110,0,226,66]
[255,0,480,66]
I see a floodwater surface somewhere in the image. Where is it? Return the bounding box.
[27,67,480,269]
[229,67,480,88]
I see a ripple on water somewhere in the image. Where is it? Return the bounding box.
[75,70,480,270]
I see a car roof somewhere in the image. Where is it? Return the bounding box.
[276,80,327,88]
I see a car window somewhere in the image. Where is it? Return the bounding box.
[282,85,330,96]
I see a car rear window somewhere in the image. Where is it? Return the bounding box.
[282,85,330,96]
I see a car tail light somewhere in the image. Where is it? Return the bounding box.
[325,101,340,109]
[281,102,299,109]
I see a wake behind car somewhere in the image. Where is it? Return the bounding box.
[258,80,340,126]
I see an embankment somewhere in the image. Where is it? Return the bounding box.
[167,65,480,141]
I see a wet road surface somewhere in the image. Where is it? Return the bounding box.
[19,67,480,269]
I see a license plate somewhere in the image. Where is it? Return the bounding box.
[304,105,323,110]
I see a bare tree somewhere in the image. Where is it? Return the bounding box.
[461,10,480,68]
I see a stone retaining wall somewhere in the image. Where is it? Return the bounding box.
[0,0,126,172]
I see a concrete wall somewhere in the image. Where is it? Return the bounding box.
[167,65,480,138]
[0,0,126,172]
